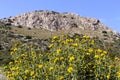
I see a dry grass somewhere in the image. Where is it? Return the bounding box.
[10,27,103,39]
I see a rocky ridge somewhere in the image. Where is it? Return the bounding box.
[0,10,116,33]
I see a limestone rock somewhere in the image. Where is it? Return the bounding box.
[0,10,114,33]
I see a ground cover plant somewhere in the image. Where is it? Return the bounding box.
[4,35,120,80]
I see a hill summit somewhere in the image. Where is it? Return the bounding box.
[0,10,116,32]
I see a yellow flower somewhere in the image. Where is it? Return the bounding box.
[95,74,98,78]
[24,76,27,79]
[13,48,17,51]
[89,70,93,73]
[15,71,19,76]
[10,67,16,71]
[54,58,59,63]
[58,76,64,80]
[21,53,27,57]
[32,51,35,55]
[90,40,94,45]
[94,55,99,59]
[115,57,119,60]
[97,49,102,53]
[117,72,120,78]
[53,36,58,39]
[38,64,43,69]
[103,51,107,54]
[107,74,110,79]
[10,51,14,55]
[88,48,93,53]
[69,39,73,42]
[109,65,114,69]
[30,71,34,76]
[100,53,105,57]
[48,44,53,48]
[49,67,54,71]
[25,69,29,74]
[72,43,78,47]
[56,49,61,54]
[86,53,91,55]
[22,44,26,47]
[51,39,55,42]
[9,62,13,65]
[60,57,64,60]
[75,38,79,42]
[67,67,73,73]
[69,56,75,62]
[4,66,7,69]
[83,35,90,39]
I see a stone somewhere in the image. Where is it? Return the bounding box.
[0,10,113,32]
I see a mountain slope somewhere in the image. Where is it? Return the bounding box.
[0,10,119,41]
[0,10,120,65]
[0,10,116,32]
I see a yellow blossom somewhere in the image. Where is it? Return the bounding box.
[115,57,119,60]
[94,55,99,59]
[56,49,61,54]
[86,53,91,55]
[21,53,27,57]
[97,49,102,53]
[38,64,43,69]
[9,62,13,65]
[103,51,107,54]
[67,67,73,73]
[83,35,90,39]
[90,40,94,45]
[60,57,64,60]
[109,65,114,69]
[117,72,120,78]
[48,44,54,48]
[30,71,35,76]
[69,39,73,42]
[69,56,75,62]
[53,36,58,39]
[25,69,29,74]
[10,67,16,71]
[58,76,64,80]
[10,51,14,55]
[54,58,59,63]
[16,71,19,75]
[107,74,110,79]
[13,48,17,51]
[49,67,54,71]
[4,66,7,69]
[72,43,78,47]
[95,74,98,78]
[24,76,27,79]
[88,48,93,53]
[100,53,105,57]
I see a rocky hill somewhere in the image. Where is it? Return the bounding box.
[0,10,119,41]
[0,10,120,65]
[0,10,116,32]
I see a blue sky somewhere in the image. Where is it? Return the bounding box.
[0,0,120,32]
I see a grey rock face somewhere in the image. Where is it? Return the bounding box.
[0,10,114,32]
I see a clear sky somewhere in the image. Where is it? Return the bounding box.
[0,0,120,32]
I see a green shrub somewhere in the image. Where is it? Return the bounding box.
[4,35,120,80]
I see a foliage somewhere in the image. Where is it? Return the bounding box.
[3,35,120,80]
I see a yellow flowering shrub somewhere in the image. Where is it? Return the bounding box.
[4,35,120,80]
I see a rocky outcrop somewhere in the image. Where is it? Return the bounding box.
[0,10,115,33]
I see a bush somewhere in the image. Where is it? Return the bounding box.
[4,35,120,80]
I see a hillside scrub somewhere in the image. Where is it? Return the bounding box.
[4,35,120,80]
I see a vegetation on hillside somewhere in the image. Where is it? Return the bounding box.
[3,35,120,80]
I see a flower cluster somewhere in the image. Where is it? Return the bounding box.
[4,35,120,80]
